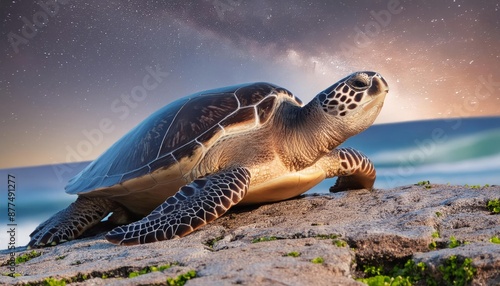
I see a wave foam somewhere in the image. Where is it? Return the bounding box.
[370,128,500,165]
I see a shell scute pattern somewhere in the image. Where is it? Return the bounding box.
[160,83,296,161]
[67,83,288,195]
[196,125,223,146]
[158,93,239,154]
[234,84,271,106]
[171,141,202,162]
[65,96,191,194]
[256,96,277,124]
[148,154,176,173]
[121,165,151,182]
[220,107,256,128]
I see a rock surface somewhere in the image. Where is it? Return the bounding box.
[1,184,500,285]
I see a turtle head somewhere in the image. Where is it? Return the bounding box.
[317,71,388,136]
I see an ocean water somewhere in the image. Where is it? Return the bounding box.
[1,117,499,247]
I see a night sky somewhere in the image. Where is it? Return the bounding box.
[1,0,499,168]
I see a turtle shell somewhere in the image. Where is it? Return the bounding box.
[66,82,302,195]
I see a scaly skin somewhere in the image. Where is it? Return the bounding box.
[106,167,251,245]
[28,197,118,248]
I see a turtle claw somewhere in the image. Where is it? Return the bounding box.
[28,227,63,248]
[28,197,115,248]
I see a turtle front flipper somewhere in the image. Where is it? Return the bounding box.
[316,147,376,192]
[105,167,251,245]
[28,197,117,248]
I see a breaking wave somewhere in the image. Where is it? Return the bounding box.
[370,128,500,167]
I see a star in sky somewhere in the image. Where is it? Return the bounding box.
[0,0,498,168]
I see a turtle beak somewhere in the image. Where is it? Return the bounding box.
[362,73,388,112]
[368,73,389,96]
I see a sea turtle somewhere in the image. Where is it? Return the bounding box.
[28,71,388,247]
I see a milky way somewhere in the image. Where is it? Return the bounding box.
[1,0,499,168]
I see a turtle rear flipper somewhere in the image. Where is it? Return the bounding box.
[28,197,117,248]
[105,167,251,245]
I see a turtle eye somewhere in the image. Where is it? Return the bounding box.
[347,73,371,91]
[351,80,367,89]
